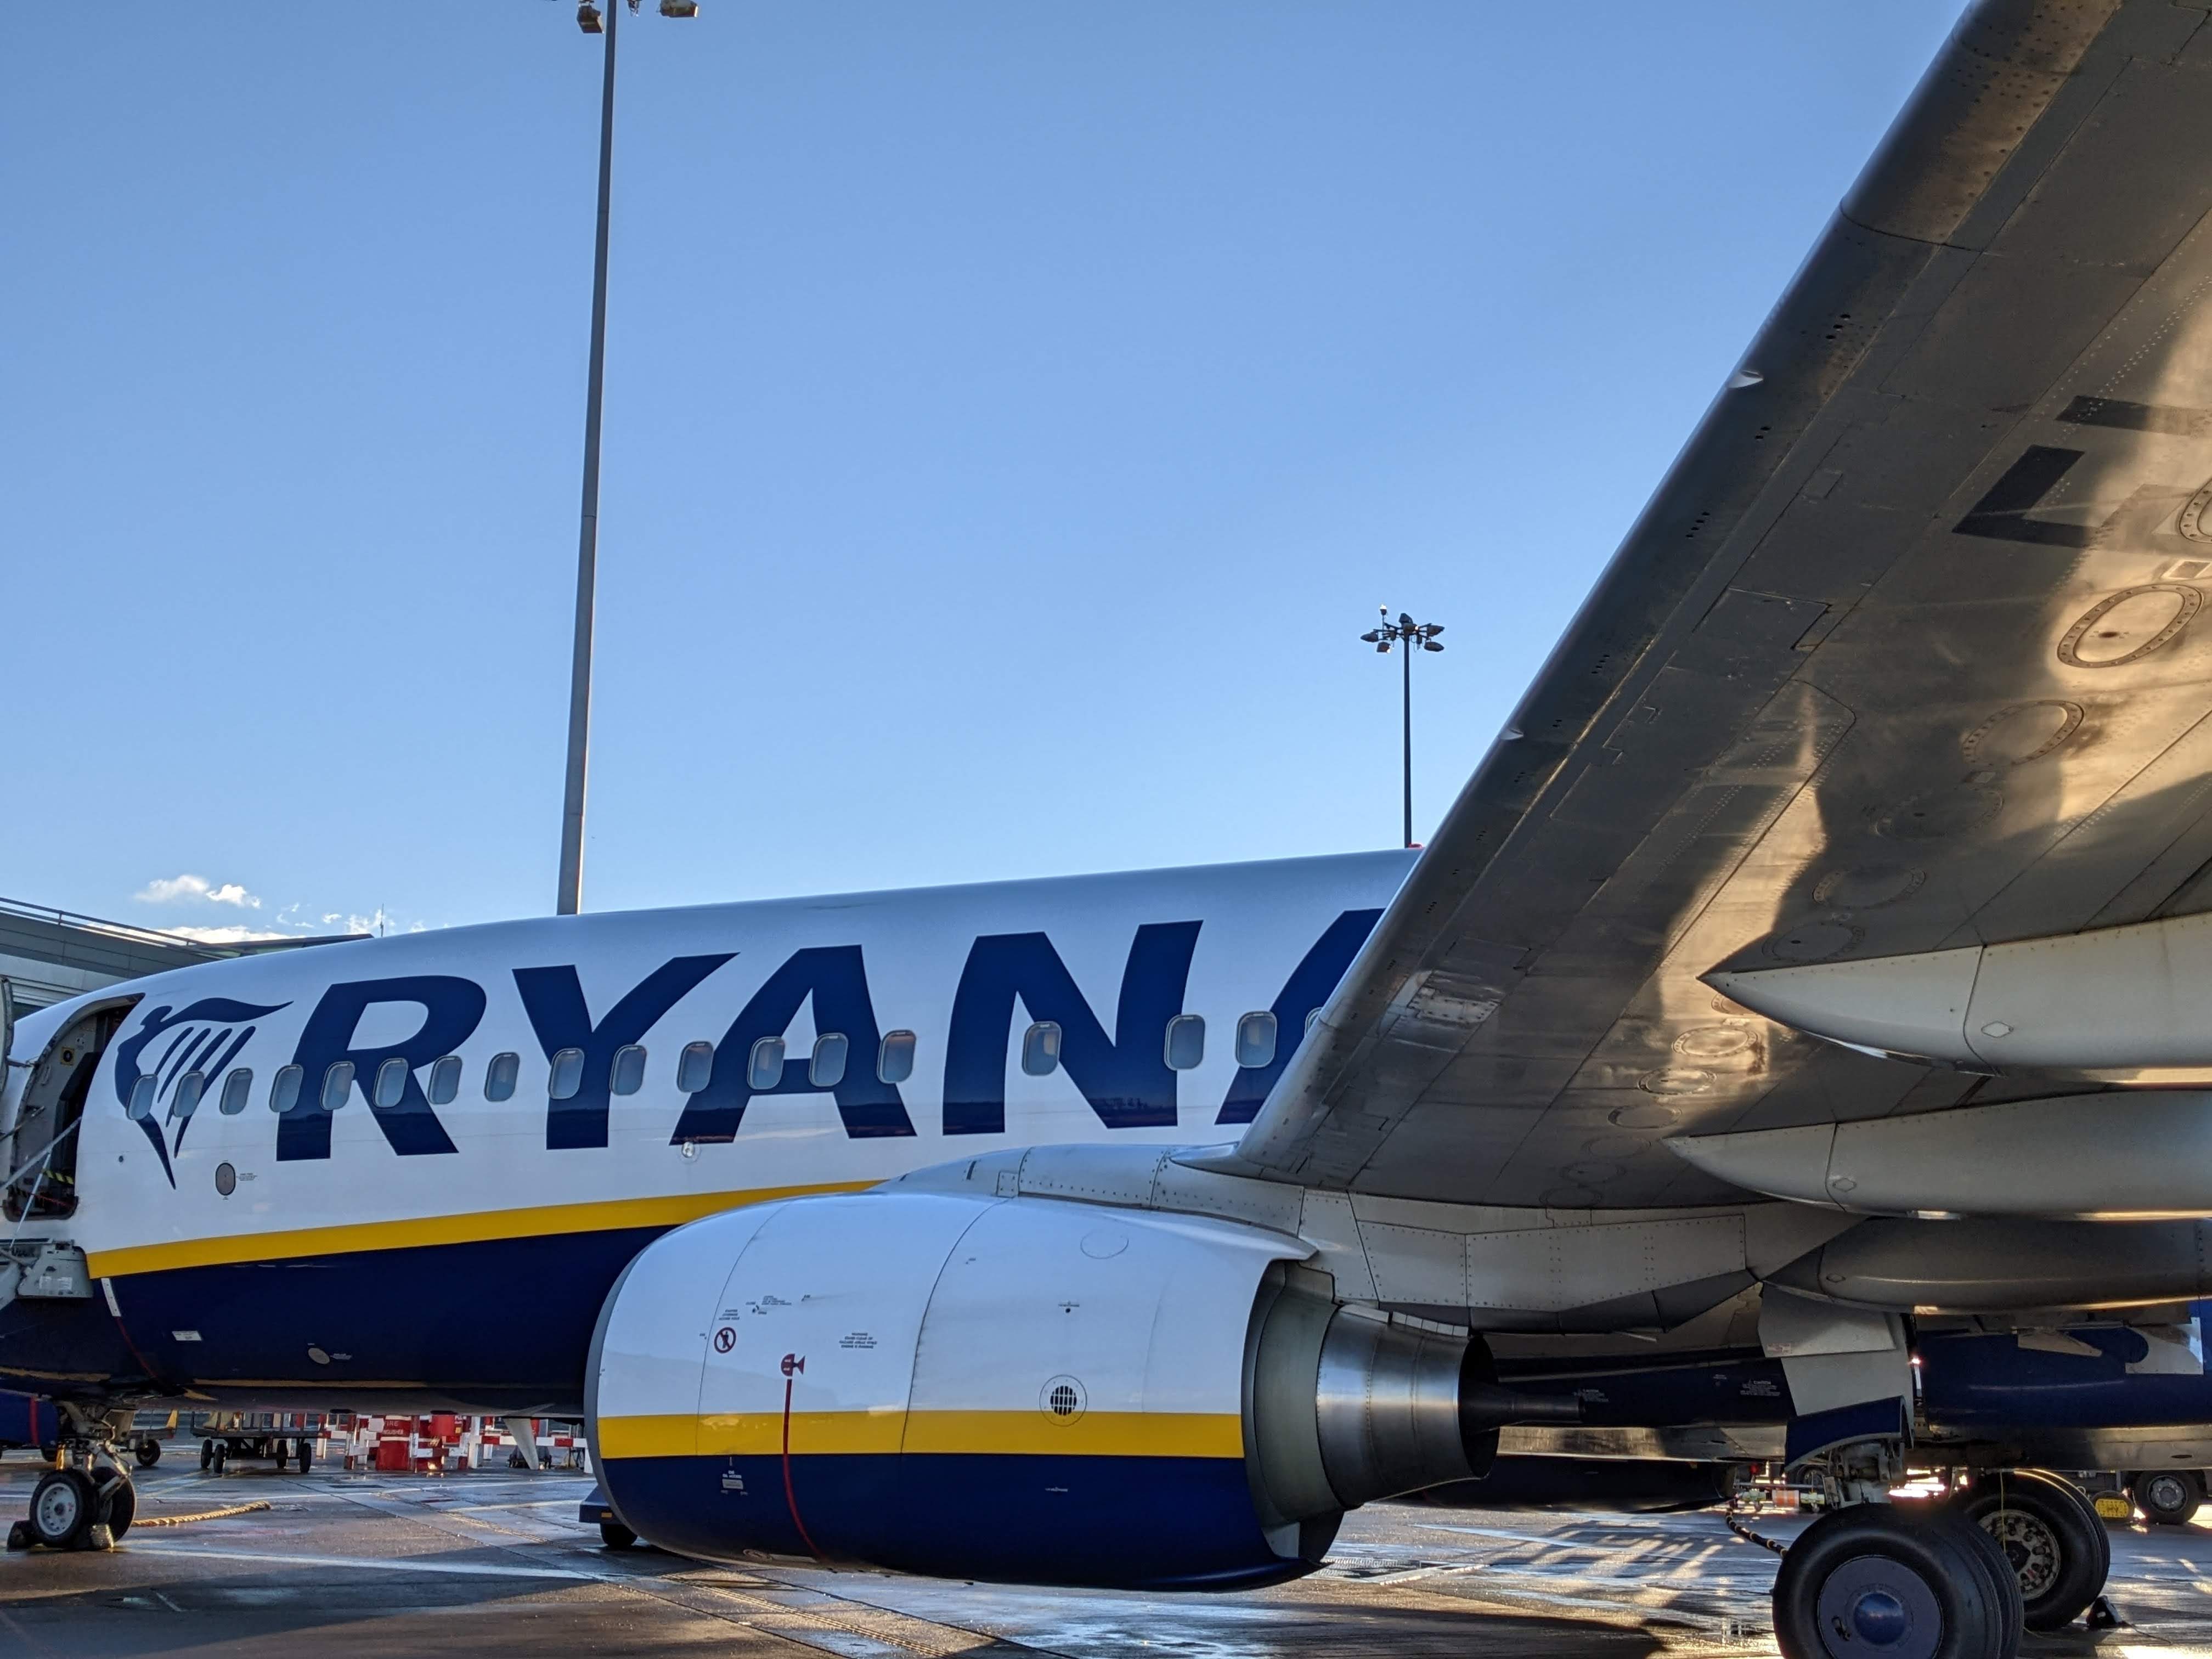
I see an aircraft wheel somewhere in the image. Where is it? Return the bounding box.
[1952,1469,2107,1630]
[27,1469,98,1550]
[1773,1505,2013,1659]
[96,1470,136,1541]
[600,1521,638,1550]
[135,1439,161,1469]
[2131,1469,2204,1527]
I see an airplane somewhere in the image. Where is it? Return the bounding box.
[11,2,2212,1652]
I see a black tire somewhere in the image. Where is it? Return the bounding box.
[97,1471,136,1541]
[200,1438,215,1471]
[135,1440,161,1469]
[295,1438,313,1473]
[27,1469,98,1550]
[1952,1469,2106,1631]
[1933,1510,2022,1658]
[600,1520,638,1550]
[2131,1469,2204,1527]
[275,1445,288,1471]
[1773,1504,2011,1659]
[212,1441,228,1474]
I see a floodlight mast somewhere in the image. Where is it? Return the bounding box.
[1358,607,1445,850]
[557,0,696,918]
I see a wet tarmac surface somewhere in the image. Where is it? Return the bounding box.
[2,1453,2208,1656]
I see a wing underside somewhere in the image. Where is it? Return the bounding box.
[1231,0,2212,1209]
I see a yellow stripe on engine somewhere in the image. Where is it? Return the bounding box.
[596,1409,1243,1461]
[85,1180,871,1278]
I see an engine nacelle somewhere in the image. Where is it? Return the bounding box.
[585,1190,1572,1588]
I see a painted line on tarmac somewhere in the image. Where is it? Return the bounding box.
[127,1543,612,1582]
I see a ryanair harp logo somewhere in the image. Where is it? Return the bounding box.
[114,997,289,1185]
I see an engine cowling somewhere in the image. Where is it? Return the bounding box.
[584,1190,1572,1588]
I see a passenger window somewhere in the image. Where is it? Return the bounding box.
[1235,1011,1278,1070]
[269,1065,303,1114]
[1021,1020,1063,1077]
[1164,1014,1205,1071]
[611,1044,647,1097]
[372,1057,410,1109]
[173,1071,206,1120]
[484,1051,521,1102]
[676,1041,715,1094]
[809,1033,848,1089]
[877,1030,916,1085]
[747,1036,786,1091]
[126,1074,157,1121]
[219,1068,253,1116]
[427,1054,462,1107]
[319,1060,356,1113]
[548,1048,585,1101]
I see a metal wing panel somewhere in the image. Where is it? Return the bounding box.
[1228,0,2212,1207]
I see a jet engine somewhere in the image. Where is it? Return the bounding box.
[584,1190,1575,1588]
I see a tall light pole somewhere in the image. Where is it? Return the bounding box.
[557,0,698,919]
[1360,607,1444,849]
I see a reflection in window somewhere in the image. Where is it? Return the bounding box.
[747,1036,786,1091]
[127,1075,157,1121]
[484,1052,520,1103]
[877,1030,916,1085]
[1164,1014,1205,1071]
[1020,1021,1063,1077]
[373,1057,410,1109]
[173,1071,206,1120]
[676,1041,715,1094]
[809,1033,848,1090]
[319,1061,356,1113]
[427,1054,463,1107]
[549,1048,585,1102]
[1234,1011,1278,1070]
[611,1044,647,1097]
[219,1067,253,1115]
[269,1065,303,1115]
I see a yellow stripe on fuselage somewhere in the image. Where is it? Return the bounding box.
[84,1181,872,1279]
[597,1410,1243,1461]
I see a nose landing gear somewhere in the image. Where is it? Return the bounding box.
[5,1404,139,1553]
[6,1450,136,1552]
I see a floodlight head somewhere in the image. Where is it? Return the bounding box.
[1375,642,1390,654]
[1398,612,1413,628]
[578,2,603,31]
[1359,629,1381,642]
[659,0,700,13]
[1423,640,1443,652]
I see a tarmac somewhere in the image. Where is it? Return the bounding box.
[2,1453,2209,1657]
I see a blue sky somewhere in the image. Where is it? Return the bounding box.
[4,4,1964,939]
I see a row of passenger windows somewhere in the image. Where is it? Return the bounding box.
[123,1010,1300,1122]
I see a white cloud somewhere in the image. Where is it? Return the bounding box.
[135,874,261,910]
[157,923,290,945]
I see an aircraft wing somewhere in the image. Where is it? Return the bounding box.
[1226,0,2212,1207]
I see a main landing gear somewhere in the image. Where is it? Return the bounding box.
[1772,1445,2116,1658]
[1773,1440,2025,1659]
